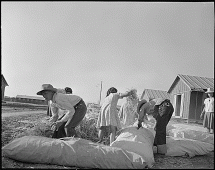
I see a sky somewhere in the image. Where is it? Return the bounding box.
[1,2,214,106]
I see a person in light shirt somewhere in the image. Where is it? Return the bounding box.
[47,87,73,117]
[37,84,87,138]
[200,88,214,134]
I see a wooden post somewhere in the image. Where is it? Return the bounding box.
[99,81,102,105]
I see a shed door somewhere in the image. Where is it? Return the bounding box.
[174,94,182,117]
[189,91,204,120]
[179,93,184,117]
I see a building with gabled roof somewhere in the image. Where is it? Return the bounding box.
[16,95,47,105]
[140,89,171,102]
[1,74,9,101]
[167,74,214,122]
[16,95,45,100]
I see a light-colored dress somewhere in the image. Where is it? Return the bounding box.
[119,99,138,127]
[97,93,122,130]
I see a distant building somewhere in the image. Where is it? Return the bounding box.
[140,89,172,102]
[1,74,9,101]
[16,95,48,105]
[168,74,214,122]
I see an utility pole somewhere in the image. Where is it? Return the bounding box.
[99,81,102,105]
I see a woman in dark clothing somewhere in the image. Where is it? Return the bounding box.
[137,98,174,154]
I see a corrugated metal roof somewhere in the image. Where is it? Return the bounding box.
[2,74,9,86]
[142,89,171,100]
[16,95,45,100]
[168,74,214,93]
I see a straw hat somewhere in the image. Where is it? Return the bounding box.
[205,88,214,93]
[37,84,57,95]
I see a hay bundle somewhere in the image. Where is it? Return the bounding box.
[15,118,53,138]
[119,89,139,127]
[124,89,139,113]
[77,117,99,142]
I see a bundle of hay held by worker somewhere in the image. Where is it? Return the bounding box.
[122,88,139,115]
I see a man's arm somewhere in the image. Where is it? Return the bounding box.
[138,104,147,123]
[137,99,147,114]
[137,103,148,129]
[58,107,75,123]
[120,91,132,98]
[200,106,205,119]
[52,108,75,131]
[49,106,59,123]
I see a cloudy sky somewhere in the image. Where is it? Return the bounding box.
[1,2,214,105]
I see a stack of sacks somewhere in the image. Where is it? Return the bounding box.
[2,136,148,169]
[111,126,155,168]
[166,136,214,157]
[167,124,214,144]
[113,117,213,160]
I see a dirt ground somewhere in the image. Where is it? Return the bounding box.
[1,104,214,169]
[2,109,47,117]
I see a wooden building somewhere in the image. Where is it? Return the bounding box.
[1,74,9,101]
[140,89,172,102]
[167,74,214,121]
[16,95,48,105]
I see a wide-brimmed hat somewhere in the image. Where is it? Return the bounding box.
[37,84,57,95]
[205,88,214,93]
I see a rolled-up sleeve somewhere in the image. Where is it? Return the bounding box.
[59,108,75,122]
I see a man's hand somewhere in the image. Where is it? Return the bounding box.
[51,121,64,131]
[200,114,204,120]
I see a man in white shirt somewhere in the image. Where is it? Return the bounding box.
[47,87,73,117]
[200,88,214,134]
[37,84,87,138]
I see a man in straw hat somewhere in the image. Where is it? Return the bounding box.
[37,84,87,138]
[200,88,214,134]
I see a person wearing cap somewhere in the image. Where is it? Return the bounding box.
[37,84,87,138]
[137,98,174,155]
[200,88,214,134]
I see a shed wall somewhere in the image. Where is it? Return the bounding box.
[181,91,191,119]
[170,79,190,95]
